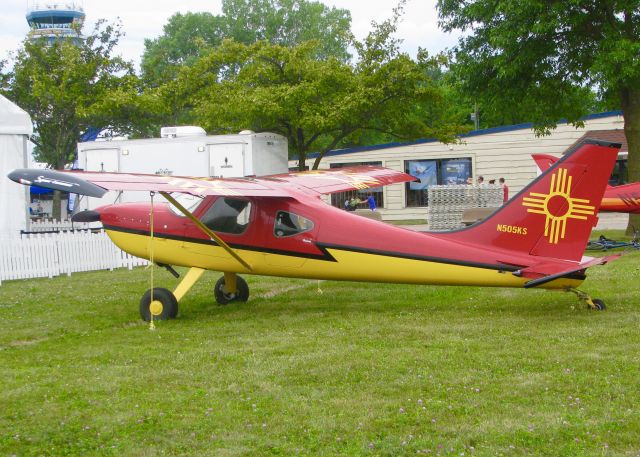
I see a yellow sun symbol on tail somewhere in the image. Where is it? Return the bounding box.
[522,168,595,244]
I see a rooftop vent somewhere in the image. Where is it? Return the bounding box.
[160,126,206,138]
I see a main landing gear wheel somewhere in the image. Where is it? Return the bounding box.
[140,288,179,321]
[591,299,606,311]
[214,275,249,305]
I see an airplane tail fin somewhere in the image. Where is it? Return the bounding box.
[531,153,558,173]
[446,140,620,262]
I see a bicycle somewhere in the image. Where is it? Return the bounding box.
[586,232,640,251]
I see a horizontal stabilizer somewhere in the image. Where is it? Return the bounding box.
[523,254,620,288]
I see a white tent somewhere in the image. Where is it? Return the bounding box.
[0,95,33,237]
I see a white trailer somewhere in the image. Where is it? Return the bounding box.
[76,128,288,210]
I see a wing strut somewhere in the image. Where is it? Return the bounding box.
[159,191,253,272]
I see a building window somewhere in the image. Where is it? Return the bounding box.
[405,157,472,207]
[329,161,384,209]
[610,158,628,186]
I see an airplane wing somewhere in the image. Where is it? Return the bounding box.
[8,165,416,198]
[266,166,416,194]
[8,168,292,198]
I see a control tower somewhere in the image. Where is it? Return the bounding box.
[26,2,85,44]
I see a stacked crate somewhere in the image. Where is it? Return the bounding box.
[427,184,503,230]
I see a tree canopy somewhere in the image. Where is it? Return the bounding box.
[163,5,462,170]
[141,0,352,86]
[437,0,640,229]
[1,20,145,219]
[4,21,143,169]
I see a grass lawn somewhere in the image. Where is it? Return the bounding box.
[1,233,639,456]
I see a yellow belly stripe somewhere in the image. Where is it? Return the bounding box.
[105,230,583,290]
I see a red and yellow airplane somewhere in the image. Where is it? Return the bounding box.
[533,152,640,214]
[9,140,621,320]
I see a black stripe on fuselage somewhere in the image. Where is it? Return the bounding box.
[102,224,336,261]
[315,243,521,273]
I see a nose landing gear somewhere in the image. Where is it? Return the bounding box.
[139,287,179,321]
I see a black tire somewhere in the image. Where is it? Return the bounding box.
[214,275,249,305]
[139,287,178,321]
[586,241,603,251]
[592,298,606,311]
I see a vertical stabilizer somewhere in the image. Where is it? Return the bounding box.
[445,140,620,262]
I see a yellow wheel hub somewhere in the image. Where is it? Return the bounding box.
[149,300,164,316]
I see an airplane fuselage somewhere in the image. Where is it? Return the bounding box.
[98,192,584,291]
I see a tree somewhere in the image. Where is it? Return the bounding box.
[2,20,143,219]
[437,0,640,231]
[140,12,226,86]
[221,0,352,60]
[141,0,352,87]
[170,2,462,170]
[179,46,458,170]
[146,1,466,169]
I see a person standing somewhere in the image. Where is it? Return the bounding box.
[499,177,509,203]
[366,194,377,211]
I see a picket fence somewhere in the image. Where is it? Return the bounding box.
[28,219,93,232]
[0,230,148,285]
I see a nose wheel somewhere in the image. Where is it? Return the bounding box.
[214,274,249,305]
[140,287,179,321]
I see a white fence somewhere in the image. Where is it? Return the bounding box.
[28,219,95,232]
[0,230,148,285]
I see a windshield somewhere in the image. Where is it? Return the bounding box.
[167,193,204,216]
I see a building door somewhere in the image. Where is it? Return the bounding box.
[84,148,119,172]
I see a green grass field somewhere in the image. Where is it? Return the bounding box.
[1,234,639,456]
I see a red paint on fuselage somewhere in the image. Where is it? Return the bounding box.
[97,196,529,274]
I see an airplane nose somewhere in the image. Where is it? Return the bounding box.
[71,209,101,223]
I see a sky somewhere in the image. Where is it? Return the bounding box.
[1,0,461,69]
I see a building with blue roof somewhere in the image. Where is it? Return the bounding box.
[290,111,627,221]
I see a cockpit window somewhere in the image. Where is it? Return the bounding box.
[168,193,204,216]
[200,198,252,234]
[274,211,314,238]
